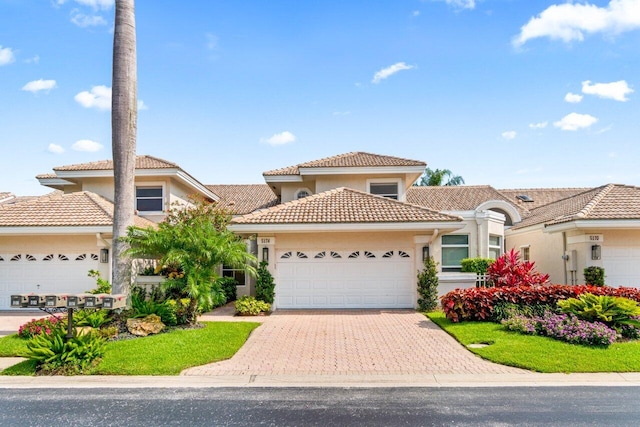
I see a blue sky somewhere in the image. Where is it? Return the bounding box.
[1,0,639,195]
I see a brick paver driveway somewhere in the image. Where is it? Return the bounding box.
[182,310,524,376]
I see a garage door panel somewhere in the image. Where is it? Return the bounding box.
[603,246,640,288]
[276,248,414,309]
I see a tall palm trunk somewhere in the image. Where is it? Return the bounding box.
[111,0,137,296]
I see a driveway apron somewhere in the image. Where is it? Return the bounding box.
[183,310,524,376]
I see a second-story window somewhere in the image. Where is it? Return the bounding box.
[369,182,399,200]
[136,186,163,212]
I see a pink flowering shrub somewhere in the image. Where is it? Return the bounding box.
[18,316,65,339]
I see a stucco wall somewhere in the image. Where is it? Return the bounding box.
[506,226,567,284]
[279,174,409,203]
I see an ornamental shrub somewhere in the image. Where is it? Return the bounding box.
[584,266,605,287]
[486,249,549,287]
[501,314,538,335]
[18,316,65,339]
[536,312,617,347]
[217,276,238,302]
[558,293,640,330]
[417,256,439,311]
[74,310,111,328]
[26,327,106,374]
[441,284,640,323]
[461,258,494,275]
[235,296,270,316]
[255,261,275,304]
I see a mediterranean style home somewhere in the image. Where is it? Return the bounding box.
[0,151,639,310]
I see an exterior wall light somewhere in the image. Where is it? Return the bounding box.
[591,245,601,261]
[262,247,269,263]
[100,248,109,263]
[422,245,430,261]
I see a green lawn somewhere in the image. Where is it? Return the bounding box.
[0,321,259,376]
[427,311,640,373]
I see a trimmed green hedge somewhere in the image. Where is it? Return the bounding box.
[461,258,494,274]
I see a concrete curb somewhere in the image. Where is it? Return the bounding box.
[2,373,640,389]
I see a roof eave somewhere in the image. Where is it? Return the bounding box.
[0,226,113,235]
[263,175,303,183]
[543,219,640,233]
[297,165,426,176]
[229,221,465,234]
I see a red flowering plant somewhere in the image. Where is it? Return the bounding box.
[18,316,65,339]
[486,249,549,287]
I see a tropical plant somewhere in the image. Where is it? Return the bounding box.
[460,258,495,275]
[417,256,439,311]
[123,196,257,323]
[74,310,111,328]
[235,296,270,316]
[131,292,177,326]
[111,0,138,298]
[18,316,65,339]
[486,249,549,287]
[26,328,107,373]
[584,266,605,287]
[558,293,640,330]
[414,167,465,186]
[86,269,112,294]
[217,276,238,302]
[255,261,275,304]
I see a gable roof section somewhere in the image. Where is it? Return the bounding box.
[232,187,462,225]
[0,191,155,229]
[206,184,279,215]
[499,188,592,210]
[512,184,640,229]
[263,152,426,176]
[406,185,527,214]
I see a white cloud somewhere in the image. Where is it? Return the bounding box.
[0,45,15,66]
[332,111,351,116]
[75,85,111,110]
[371,62,415,84]
[72,139,103,152]
[513,0,640,48]
[445,0,475,10]
[25,55,40,64]
[412,10,421,17]
[137,100,149,111]
[22,79,57,94]
[529,121,548,129]
[56,0,114,10]
[260,131,296,146]
[47,143,65,154]
[71,10,107,27]
[553,112,598,131]
[501,131,517,140]
[582,80,634,101]
[565,92,584,103]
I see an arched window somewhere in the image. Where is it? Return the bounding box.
[295,188,312,200]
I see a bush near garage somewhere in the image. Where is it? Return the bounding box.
[441,284,640,323]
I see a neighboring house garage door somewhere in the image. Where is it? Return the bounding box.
[276,249,415,309]
[602,247,640,288]
[0,253,100,310]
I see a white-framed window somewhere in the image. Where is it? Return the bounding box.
[489,235,502,259]
[521,246,530,262]
[295,188,312,200]
[136,186,164,213]
[441,234,469,272]
[222,265,246,286]
[367,179,401,200]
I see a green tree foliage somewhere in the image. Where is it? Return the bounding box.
[414,167,465,186]
[417,256,439,311]
[255,261,275,304]
[123,196,256,323]
[584,266,605,287]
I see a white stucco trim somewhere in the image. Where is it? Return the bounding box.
[298,166,425,176]
[0,226,112,235]
[476,200,522,223]
[543,220,640,233]
[36,177,76,187]
[229,222,465,234]
[263,175,304,183]
[366,178,404,201]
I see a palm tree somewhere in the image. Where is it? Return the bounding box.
[414,168,465,186]
[111,0,137,296]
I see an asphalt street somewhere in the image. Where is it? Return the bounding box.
[1,386,639,426]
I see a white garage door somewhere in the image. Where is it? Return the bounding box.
[0,253,100,309]
[602,246,640,288]
[276,249,415,309]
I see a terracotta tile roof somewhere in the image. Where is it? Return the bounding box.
[35,173,58,179]
[0,192,15,203]
[232,187,462,225]
[206,184,279,215]
[406,185,527,213]
[499,188,592,210]
[263,152,426,176]
[512,184,640,229]
[0,191,156,228]
[52,155,178,172]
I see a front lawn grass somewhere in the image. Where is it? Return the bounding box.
[427,311,640,373]
[0,335,29,357]
[0,321,259,376]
